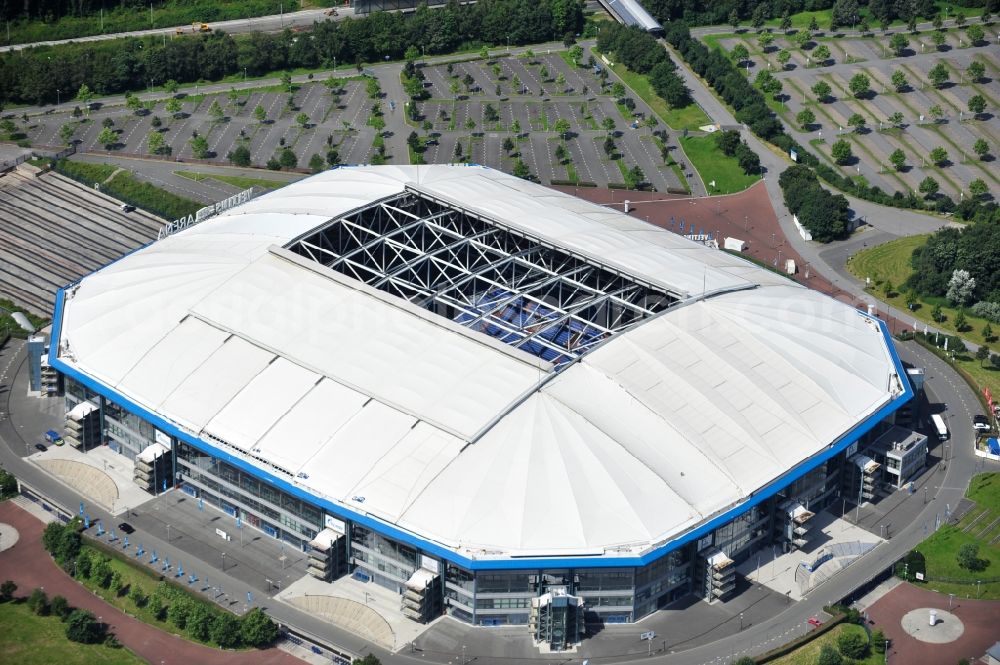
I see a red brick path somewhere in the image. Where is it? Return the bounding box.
[0,501,303,665]
[866,582,1000,665]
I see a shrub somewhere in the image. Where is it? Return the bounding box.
[27,588,49,616]
[818,644,842,665]
[211,612,242,648]
[0,580,16,603]
[972,301,1000,323]
[65,609,103,644]
[50,595,71,620]
[241,607,280,647]
[836,629,868,659]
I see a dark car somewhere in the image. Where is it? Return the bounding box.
[973,414,991,432]
[34,443,47,452]
[117,522,135,534]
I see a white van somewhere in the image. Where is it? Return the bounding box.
[931,413,948,441]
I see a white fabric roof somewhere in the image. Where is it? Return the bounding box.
[57,165,902,560]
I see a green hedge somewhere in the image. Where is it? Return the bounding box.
[755,612,847,663]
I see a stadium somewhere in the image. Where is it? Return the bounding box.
[49,165,910,646]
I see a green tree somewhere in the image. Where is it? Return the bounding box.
[831,139,852,164]
[186,603,212,641]
[163,79,179,96]
[128,585,145,608]
[109,571,123,596]
[228,87,240,106]
[817,644,843,665]
[502,137,514,154]
[967,61,986,83]
[147,131,164,155]
[168,597,191,629]
[326,148,340,166]
[624,164,645,189]
[890,32,909,56]
[76,83,93,111]
[891,69,907,91]
[847,112,866,132]
[849,72,870,97]
[796,108,815,130]
[889,148,906,171]
[555,73,566,90]
[837,629,869,659]
[125,93,142,114]
[919,176,939,198]
[779,11,792,32]
[207,99,224,123]
[968,95,987,116]
[147,595,164,621]
[211,613,243,648]
[42,522,65,555]
[295,112,310,128]
[404,45,420,63]
[973,138,990,159]
[984,322,995,342]
[553,117,571,139]
[731,43,749,65]
[252,104,267,124]
[65,609,102,644]
[871,628,887,654]
[932,303,944,322]
[957,542,983,570]
[969,178,988,199]
[272,147,295,170]
[758,32,774,51]
[280,71,293,92]
[165,97,182,117]
[977,344,991,367]
[809,16,819,32]
[811,80,832,101]
[241,607,280,647]
[955,309,968,331]
[931,30,947,49]
[777,49,791,68]
[97,126,117,149]
[812,44,831,63]
[190,135,209,159]
[227,143,250,166]
[0,580,16,603]
[887,111,904,127]
[928,62,950,87]
[602,116,616,134]
[929,146,948,166]
[513,159,530,179]
[728,8,740,31]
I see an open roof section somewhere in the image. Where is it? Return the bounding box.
[286,187,679,366]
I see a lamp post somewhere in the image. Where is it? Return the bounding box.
[221,551,226,572]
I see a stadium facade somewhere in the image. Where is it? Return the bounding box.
[50,166,910,644]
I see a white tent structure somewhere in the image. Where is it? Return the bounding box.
[53,165,906,562]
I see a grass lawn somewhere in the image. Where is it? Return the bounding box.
[914,474,1000,600]
[605,59,711,130]
[847,237,1000,351]
[174,170,290,190]
[768,624,880,665]
[0,601,144,665]
[761,2,983,30]
[679,134,760,193]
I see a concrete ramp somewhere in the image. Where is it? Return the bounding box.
[36,458,118,509]
[288,595,395,650]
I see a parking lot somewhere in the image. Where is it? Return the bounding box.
[16,48,690,193]
[715,30,999,199]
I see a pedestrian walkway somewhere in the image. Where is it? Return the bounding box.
[0,500,305,665]
[32,442,151,515]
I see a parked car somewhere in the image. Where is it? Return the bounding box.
[34,443,47,452]
[117,522,135,534]
[973,414,991,432]
[44,430,64,446]
[120,204,135,212]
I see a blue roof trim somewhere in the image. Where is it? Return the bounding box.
[50,287,910,571]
